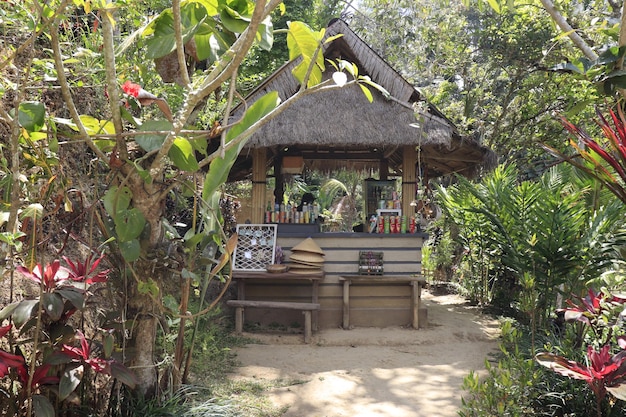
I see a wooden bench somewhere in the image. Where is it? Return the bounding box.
[226,300,321,343]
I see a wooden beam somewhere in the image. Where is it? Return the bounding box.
[402,145,417,218]
[251,148,267,223]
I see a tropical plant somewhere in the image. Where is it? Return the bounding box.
[536,288,626,417]
[545,106,626,206]
[438,163,625,325]
[0,255,135,416]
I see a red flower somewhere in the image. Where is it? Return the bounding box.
[63,253,110,284]
[17,260,70,291]
[122,80,141,98]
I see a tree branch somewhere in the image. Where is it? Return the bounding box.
[50,26,109,163]
[149,0,275,178]
[539,0,598,61]
[173,0,191,87]
[101,9,129,163]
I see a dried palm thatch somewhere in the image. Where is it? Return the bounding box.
[228,19,495,180]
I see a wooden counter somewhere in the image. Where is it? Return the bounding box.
[339,275,426,329]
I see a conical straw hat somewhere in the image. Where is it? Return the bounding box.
[289,251,325,264]
[291,238,325,255]
[289,258,325,267]
[287,263,322,270]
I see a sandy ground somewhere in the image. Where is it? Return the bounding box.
[228,290,500,417]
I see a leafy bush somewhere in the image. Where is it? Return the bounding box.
[462,290,626,416]
[0,255,135,416]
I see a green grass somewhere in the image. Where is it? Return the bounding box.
[184,314,309,417]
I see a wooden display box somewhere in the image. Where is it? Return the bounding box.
[358,251,383,275]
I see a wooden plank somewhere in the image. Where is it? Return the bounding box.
[319,249,422,263]
[349,298,412,309]
[226,300,320,310]
[346,286,414,297]
[345,308,413,328]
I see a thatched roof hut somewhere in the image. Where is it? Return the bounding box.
[229,18,495,181]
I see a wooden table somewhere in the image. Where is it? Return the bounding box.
[231,270,324,330]
[339,275,426,330]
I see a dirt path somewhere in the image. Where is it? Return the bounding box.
[229,290,500,417]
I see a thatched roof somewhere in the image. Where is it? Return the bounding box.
[228,19,495,180]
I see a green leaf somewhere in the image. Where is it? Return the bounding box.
[133,161,152,184]
[45,351,74,365]
[111,361,138,388]
[79,114,115,135]
[144,5,206,59]
[27,131,48,142]
[486,0,501,13]
[137,278,159,298]
[256,16,273,51]
[220,6,250,34]
[181,267,201,283]
[359,76,390,99]
[119,239,140,261]
[168,137,199,172]
[359,84,373,103]
[32,395,55,417]
[59,364,84,401]
[20,203,44,221]
[136,120,172,152]
[162,294,179,313]
[183,229,205,248]
[103,333,114,358]
[189,136,208,157]
[12,299,39,328]
[56,288,86,310]
[42,293,64,321]
[0,302,19,321]
[188,0,219,16]
[552,62,585,75]
[103,186,132,217]
[202,91,280,200]
[287,21,324,88]
[114,208,146,242]
[18,101,46,133]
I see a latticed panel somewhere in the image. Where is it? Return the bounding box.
[233,224,277,271]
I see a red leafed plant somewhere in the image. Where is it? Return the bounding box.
[0,255,136,415]
[543,106,626,204]
[536,288,626,417]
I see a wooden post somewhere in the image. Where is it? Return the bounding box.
[379,158,389,180]
[274,154,284,206]
[303,311,312,343]
[402,145,418,218]
[251,148,267,224]
[234,307,244,333]
[342,279,351,329]
[411,281,419,329]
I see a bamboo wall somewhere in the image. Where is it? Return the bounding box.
[237,233,425,329]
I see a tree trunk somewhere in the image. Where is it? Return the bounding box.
[125,176,167,397]
[126,284,159,397]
